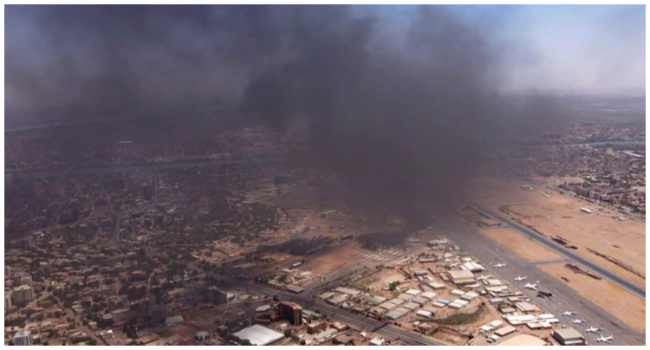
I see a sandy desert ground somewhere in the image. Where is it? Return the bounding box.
[470,177,645,288]
[482,228,562,263]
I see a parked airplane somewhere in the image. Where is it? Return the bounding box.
[494,263,506,268]
[573,319,585,324]
[595,335,613,343]
[477,275,492,281]
[514,276,527,281]
[586,326,601,333]
[524,283,538,290]
[562,311,575,316]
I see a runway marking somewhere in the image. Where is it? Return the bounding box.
[533,259,569,266]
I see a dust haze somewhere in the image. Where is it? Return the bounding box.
[5,5,559,223]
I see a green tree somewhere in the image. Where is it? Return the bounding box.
[389,281,399,291]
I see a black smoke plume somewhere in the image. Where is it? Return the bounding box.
[6,5,557,222]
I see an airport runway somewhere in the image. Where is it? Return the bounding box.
[469,203,645,300]
[437,219,646,346]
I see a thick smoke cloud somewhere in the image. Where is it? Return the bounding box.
[6,6,556,222]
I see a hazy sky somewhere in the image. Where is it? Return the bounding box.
[5,5,645,116]
[491,5,645,95]
[371,5,645,96]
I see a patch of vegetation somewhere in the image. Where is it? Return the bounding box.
[388,281,399,291]
[433,304,485,326]
[351,276,379,290]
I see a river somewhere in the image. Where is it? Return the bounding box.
[5,155,291,180]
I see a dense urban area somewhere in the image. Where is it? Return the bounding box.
[4,107,646,346]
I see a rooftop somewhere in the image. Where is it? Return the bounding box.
[500,334,547,346]
[233,325,284,346]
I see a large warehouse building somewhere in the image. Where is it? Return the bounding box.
[551,328,586,345]
[234,325,284,346]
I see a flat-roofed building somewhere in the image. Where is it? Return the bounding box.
[286,285,305,294]
[402,302,419,310]
[12,285,35,305]
[463,262,485,272]
[428,282,446,290]
[516,302,540,313]
[448,299,469,309]
[13,330,31,346]
[460,291,479,301]
[205,287,228,305]
[489,297,505,305]
[314,328,338,343]
[495,325,516,337]
[412,296,428,306]
[335,287,361,298]
[366,295,387,306]
[385,310,405,321]
[378,302,397,311]
[504,314,536,325]
[369,307,387,317]
[500,334,547,346]
[447,270,475,285]
[405,289,421,296]
[307,321,327,334]
[396,293,412,302]
[420,291,437,300]
[233,325,284,346]
[327,294,349,306]
[318,292,334,300]
[552,328,586,345]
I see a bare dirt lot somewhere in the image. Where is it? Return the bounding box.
[302,245,361,275]
[482,228,562,263]
[365,268,406,293]
[470,177,645,288]
[538,262,646,332]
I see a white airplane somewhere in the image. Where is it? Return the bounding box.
[514,276,527,281]
[573,319,585,325]
[477,274,492,281]
[595,335,613,343]
[494,263,506,268]
[585,326,601,333]
[524,283,538,290]
[562,311,575,316]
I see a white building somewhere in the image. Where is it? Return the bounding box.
[234,325,284,346]
[5,293,12,309]
[13,330,31,346]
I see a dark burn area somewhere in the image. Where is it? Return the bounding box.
[6,5,557,225]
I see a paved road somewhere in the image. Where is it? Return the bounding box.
[469,203,645,300]
[107,213,123,246]
[437,219,646,346]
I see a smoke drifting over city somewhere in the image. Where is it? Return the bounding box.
[6,5,557,221]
